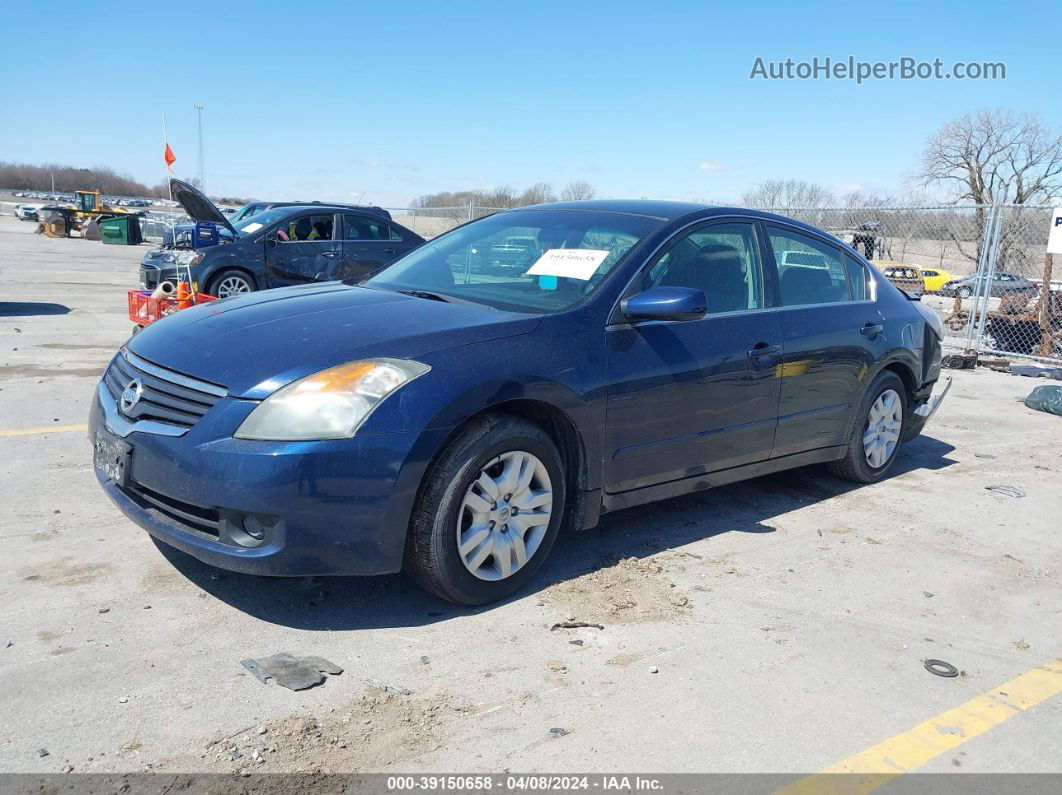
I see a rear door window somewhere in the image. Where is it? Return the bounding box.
[845,255,867,300]
[344,214,400,241]
[767,227,852,306]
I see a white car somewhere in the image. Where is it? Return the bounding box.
[15,205,39,221]
[778,250,830,268]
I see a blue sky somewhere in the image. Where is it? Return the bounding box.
[0,0,1055,206]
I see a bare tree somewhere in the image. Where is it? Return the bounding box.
[915,109,1062,266]
[481,185,521,209]
[917,109,1062,205]
[560,180,596,201]
[518,182,557,206]
[740,179,835,212]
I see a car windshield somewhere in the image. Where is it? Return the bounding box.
[232,207,294,237]
[364,209,662,313]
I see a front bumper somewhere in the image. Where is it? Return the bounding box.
[89,380,437,576]
[914,375,952,420]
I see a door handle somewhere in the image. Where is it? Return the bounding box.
[321,251,337,258]
[384,247,398,254]
[747,342,781,359]
[860,323,884,338]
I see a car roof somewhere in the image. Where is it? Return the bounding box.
[252,200,386,212]
[521,200,834,231]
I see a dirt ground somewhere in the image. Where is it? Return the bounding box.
[0,214,1060,777]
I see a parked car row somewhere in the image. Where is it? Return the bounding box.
[11,190,169,207]
[94,194,951,604]
[875,262,1041,300]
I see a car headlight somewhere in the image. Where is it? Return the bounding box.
[234,358,429,441]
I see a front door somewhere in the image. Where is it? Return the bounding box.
[604,221,783,494]
[264,212,340,286]
[764,224,889,457]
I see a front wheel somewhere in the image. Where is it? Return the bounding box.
[828,371,907,483]
[956,286,972,298]
[404,414,566,605]
[208,269,256,298]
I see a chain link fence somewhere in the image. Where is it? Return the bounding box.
[763,203,1061,364]
[124,200,1062,364]
[385,203,504,239]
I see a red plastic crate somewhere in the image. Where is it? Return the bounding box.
[128,290,219,328]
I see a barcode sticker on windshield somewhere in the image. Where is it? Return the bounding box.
[526,249,610,281]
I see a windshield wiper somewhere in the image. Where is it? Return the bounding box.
[394,289,453,303]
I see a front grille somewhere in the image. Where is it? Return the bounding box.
[103,350,226,430]
[119,481,221,539]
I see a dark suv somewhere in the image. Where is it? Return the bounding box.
[140,180,424,297]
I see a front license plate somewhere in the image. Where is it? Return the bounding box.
[94,429,132,487]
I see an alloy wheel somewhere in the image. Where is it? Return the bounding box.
[215,276,252,298]
[456,450,553,581]
[862,389,902,468]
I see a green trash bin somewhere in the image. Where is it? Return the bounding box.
[99,215,143,245]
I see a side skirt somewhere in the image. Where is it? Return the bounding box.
[598,445,847,513]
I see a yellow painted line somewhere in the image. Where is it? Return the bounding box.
[777,659,1062,795]
[0,424,88,437]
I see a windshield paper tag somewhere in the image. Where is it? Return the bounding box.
[241,222,263,234]
[526,249,610,281]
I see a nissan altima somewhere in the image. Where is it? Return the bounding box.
[90,201,950,605]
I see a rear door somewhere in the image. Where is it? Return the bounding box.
[264,212,340,286]
[764,224,888,457]
[339,214,410,280]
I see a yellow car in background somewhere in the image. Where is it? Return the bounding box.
[920,267,954,293]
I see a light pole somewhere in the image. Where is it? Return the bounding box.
[194,103,205,192]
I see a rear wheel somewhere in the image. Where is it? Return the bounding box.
[956,285,973,298]
[208,270,255,298]
[828,371,907,483]
[405,414,566,605]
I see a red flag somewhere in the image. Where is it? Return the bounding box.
[164,143,176,173]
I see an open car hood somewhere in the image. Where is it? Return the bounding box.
[169,178,238,237]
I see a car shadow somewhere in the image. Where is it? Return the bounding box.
[155,433,956,630]
[0,301,71,317]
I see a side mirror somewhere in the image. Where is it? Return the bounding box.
[623,286,707,322]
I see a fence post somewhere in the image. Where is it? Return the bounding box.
[972,206,1004,353]
[963,205,995,350]
[468,201,474,222]
[1038,251,1056,358]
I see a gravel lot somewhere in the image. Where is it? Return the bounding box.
[0,214,1059,777]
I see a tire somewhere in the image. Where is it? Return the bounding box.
[956,286,972,298]
[208,269,256,298]
[404,413,566,605]
[827,371,907,484]
[901,413,927,443]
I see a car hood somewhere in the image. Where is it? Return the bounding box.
[127,284,542,398]
[170,178,238,237]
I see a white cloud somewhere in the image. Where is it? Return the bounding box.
[698,161,723,172]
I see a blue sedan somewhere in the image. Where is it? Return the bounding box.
[90,201,949,604]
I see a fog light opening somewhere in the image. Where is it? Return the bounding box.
[242,515,266,540]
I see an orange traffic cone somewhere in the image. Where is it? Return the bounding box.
[175,280,192,310]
